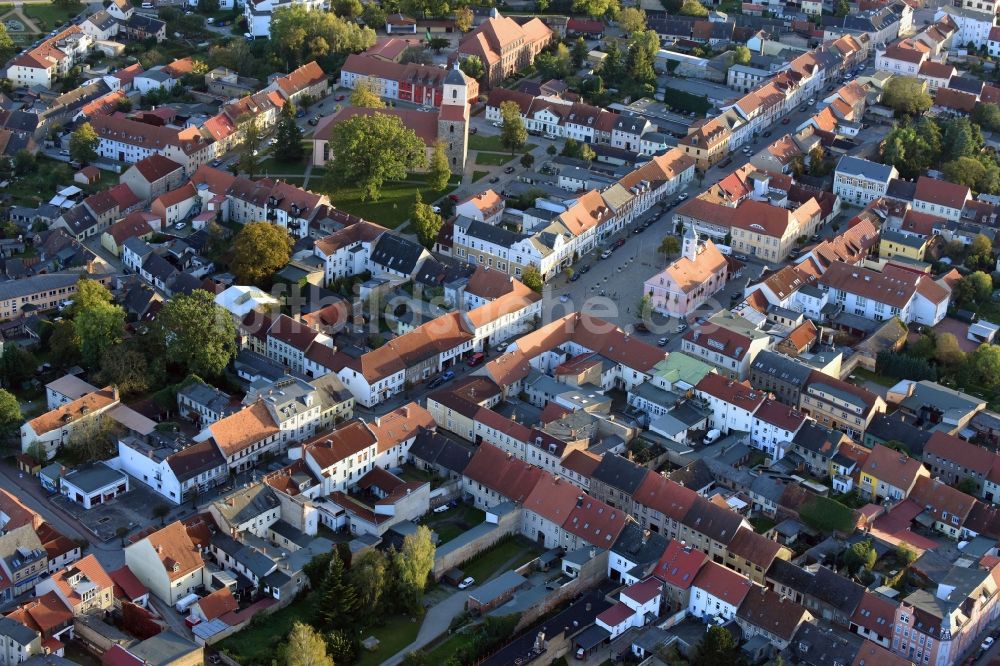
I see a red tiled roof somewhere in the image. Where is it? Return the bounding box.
[654,539,707,589]
[696,374,767,413]
[692,560,754,606]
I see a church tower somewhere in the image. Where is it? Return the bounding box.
[438,63,470,174]
[682,226,699,262]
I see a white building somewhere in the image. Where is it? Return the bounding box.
[116,436,227,505]
[244,0,327,38]
[695,374,767,435]
[689,561,755,621]
[819,261,950,326]
[750,400,806,462]
[833,156,899,206]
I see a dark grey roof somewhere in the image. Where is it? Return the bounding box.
[370,233,425,274]
[409,428,474,474]
[87,9,117,30]
[750,350,813,387]
[168,271,203,296]
[611,522,669,569]
[444,66,466,86]
[789,622,864,666]
[835,156,895,182]
[592,454,648,495]
[456,215,526,248]
[58,205,98,234]
[682,495,744,545]
[808,566,865,615]
[792,421,845,458]
[949,76,984,96]
[126,13,166,32]
[269,520,310,548]
[128,631,201,666]
[0,616,37,646]
[142,252,178,282]
[766,558,815,592]
[0,273,80,303]
[213,483,279,525]
[667,459,714,492]
[885,178,916,201]
[0,110,39,134]
[749,473,788,504]
[62,462,125,493]
[864,412,931,456]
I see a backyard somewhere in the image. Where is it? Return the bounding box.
[422,503,486,545]
[474,152,513,167]
[468,135,537,153]
[1,157,119,208]
[216,593,320,664]
[326,174,459,228]
[355,615,423,666]
[23,1,83,30]
[460,537,544,582]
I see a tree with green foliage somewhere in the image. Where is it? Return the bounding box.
[536,43,572,80]
[361,3,387,29]
[390,526,435,614]
[695,626,740,666]
[283,622,334,666]
[323,112,427,201]
[521,265,543,292]
[156,290,237,378]
[320,549,358,630]
[733,45,751,65]
[679,0,709,16]
[455,6,473,31]
[0,389,20,438]
[459,54,485,80]
[499,100,527,155]
[69,122,98,164]
[966,234,995,270]
[619,7,646,33]
[273,104,305,163]
[942,156,987,191]
[845,540,877,575]
[334,0,363,18]
[572,0,619,17]
[521,152,534,169]
[941,117,984,162]
[895,544,917,565]
[958,477,979,494]
[350,79,385,108]
[0,345,36,389]
[882,76,932,117]
[966,344,1000,389]
[877,350,937,381]
[428,36,450,53]
[835,0,850,15]
[231,222,293,287]
[546,144,558,157]
[99,343,151,396]
[881,123,939,179]
[571,37,589,69]
[659,235,680,258]
[74,299,125,370]
[626,41,656,85]
[579,143,596,164]
[428,141,450,192]
[599,40,625,82]
[348,549,388,624]
[237,114,264,179]
[14,149,35,175]
[935,332,966,367]
[269,5,375,72]
[955,271,993,308]
[974,102,1000,132]
[411,192,443,249]
[49,320,80,368]
[0,24,14,62]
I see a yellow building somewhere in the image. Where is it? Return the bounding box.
[879,229,929,261]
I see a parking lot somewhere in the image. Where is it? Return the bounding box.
[51,477,179,542]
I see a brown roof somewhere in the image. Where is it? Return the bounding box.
[914,175,971,210]
[561,494,629,547]
[141,520,204,581]
[909,475,976,526]
[314,106,440,146]
[0,488,42,531]
[654,539,707,589]
[696,375,767,412]
[852,641,913,666]
[818,261,919,308]
[207,401,279,457]
[367,402,435,454]
[27,387,118,436]
[466,266,515,300]
[105,215,153,246]
[633,473,698,522]
[153,182,197,210]
[692,560,754,605]
[275,61,325,98]
[784,319,818,351]
[51,554,113,608]
[313,220,387,255]
[918,60,955,79]
[163,57,199,77]
[737,587,810,641]
[6,592,72,634]
[132,154,182,183]
[109,565,148,601]
[727,527,784,570]
[463,442,545,503]
[196,587,238,620]
[522,475,581,525]
[924,431,996,475]
[860,444,927,492]
[850,591,897,638]
[302,420,377,470]
[560,449,602,478]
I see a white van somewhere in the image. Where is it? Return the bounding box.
[175,593,200,614]
[141,2,154,8]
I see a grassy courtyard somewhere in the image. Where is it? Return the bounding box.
[217,593,320,664]
[474,152,513,167]
[326,174,459,228]
[468,134,537,153]
[461,537,544,582]
[355,615,423,666]
[23,2,84,29]
[422,504,486,545]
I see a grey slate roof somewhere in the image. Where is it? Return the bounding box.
[0,616,37,646]
[750,350,813,388]
[62,462,125,493]
[409,429,474,474]
[0,273,80,303]
[592,454,648,495]
[370,233,425,275]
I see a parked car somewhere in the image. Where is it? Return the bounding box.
[308,117,319,126]
[676,323,688,333]
[458,577,475,589]
[431,205,441,213]
[175,222,187,230]
[703,429,722,445]
[295,109,305,118]
[559,294,570,303]
[635,322,649,333]
[579,264,590,274]
[335,94,345,101]
[503,166,515,174]
[600,248,613,259]
[658,337,669,346]
[433,504,450,513]
[982,637,995,651]
[489,176,500,183]
[210,159,223,167]
[466,352,485,367]
[614,238,626,248]
[448,194,460,202]
[570,272,581,281]
[470,127,478,134]
[781,117,790,124]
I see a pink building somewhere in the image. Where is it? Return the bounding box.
[644,228,728,318]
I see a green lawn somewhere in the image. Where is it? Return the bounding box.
[662,87,712,114]
[326,177,457,228]
[6,157,74,207]
[468,134,537,152]
[356,614,423,666]
[424,504,486,545]
[750,516,776,534]
[23,2,84,29]
[217,593,319,665]
[852,368,896,387]
[475,152,513,167]
[424,630,477,664]
[461,538,543,582]
[472,170,490,182]
[259,156,310,176]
